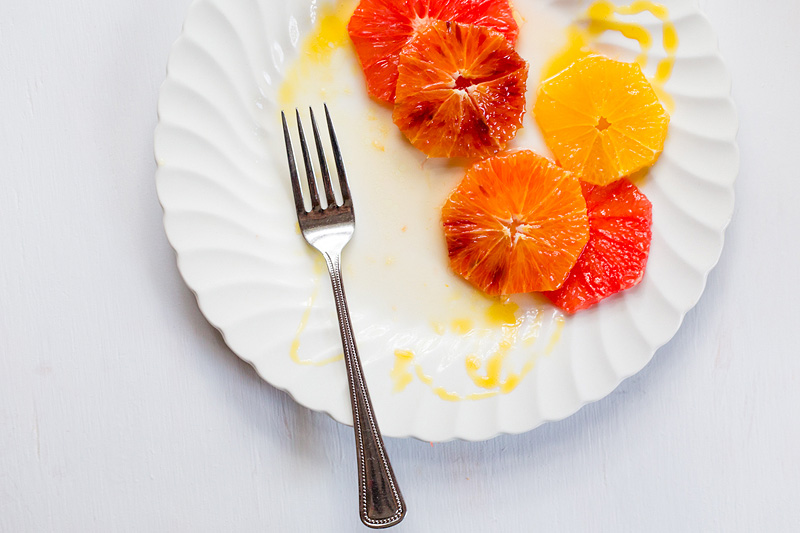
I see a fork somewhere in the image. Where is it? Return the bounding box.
[281,105,406,529]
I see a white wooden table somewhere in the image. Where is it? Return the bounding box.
[2,1,799,531]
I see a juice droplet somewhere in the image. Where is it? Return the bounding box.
[486,299,520,327]
[587,1,615,20]
[654,57,675,84]
[433,388,461,402]
[464,327,519,390]
[662,22,679,54]
[451,318,474,335]
[618,1,669,20]
[414,365,434,386]
[499,373,522,394]
[391,350,415,392]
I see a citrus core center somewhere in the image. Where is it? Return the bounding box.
[596,117,611,131]
[411,16,431,32]
[509,217,525,244]
[455,75,472,90]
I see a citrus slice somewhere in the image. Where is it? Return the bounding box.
[534,55,670,186]
[393,21,528,159]
[544,179,652,313]
[347,0,519,103]
[442,150,589,295]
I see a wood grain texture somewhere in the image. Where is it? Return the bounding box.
[1,0,799,531]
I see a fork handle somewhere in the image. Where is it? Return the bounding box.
[323,251,406,529]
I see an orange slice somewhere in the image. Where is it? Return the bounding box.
[534,55,670,186]
[442,150,589,295]
[544,179,653,313]
[347,0,519,103]
[393,21,528,159]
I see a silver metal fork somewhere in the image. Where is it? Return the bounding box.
[281,105,406,529]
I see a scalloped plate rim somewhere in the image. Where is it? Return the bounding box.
[154,0,739,442]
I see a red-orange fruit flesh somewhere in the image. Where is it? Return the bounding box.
[443,150,590,295]
[544,179,653,313]
[393,21,528,159]
[347,0,519,102]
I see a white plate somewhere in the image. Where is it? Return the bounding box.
[155,0,738,441]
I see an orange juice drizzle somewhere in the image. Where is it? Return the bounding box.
[544,0,678,110]
[391,306,567,402]
[290,257,344,367]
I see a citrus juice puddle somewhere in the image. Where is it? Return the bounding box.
[278,1,357,107]
[543,0,679,110]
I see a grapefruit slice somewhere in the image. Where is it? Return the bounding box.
[393,21,528,158]
[544,179,652,313]
[442,150,589,295]
[534,55,670,186]
[347,0,519,103]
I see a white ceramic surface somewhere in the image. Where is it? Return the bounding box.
[155,0,738,441]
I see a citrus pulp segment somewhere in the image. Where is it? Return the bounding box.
[442,151,589,295]
[393,21,528,159]
[544,179,652,313]
[534,55,670,186]
[347,0,519,103]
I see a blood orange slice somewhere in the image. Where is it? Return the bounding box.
[347,0,519,103]
[443,150,589,295]
[534,55,670,186]
[544,179,652,313]
[393,21,528,159]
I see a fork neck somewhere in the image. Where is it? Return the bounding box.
[304,225,353,257]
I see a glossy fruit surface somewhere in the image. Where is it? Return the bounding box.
[545,179,652,313]
[443,150,589,295]
[393,21,528,158]
[534,55,670,186]
[347,0,519,103]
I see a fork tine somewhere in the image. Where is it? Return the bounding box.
[324,103,351,205]
[295,109,321,210]
[309,107,337,208]
[281,111,306,215]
